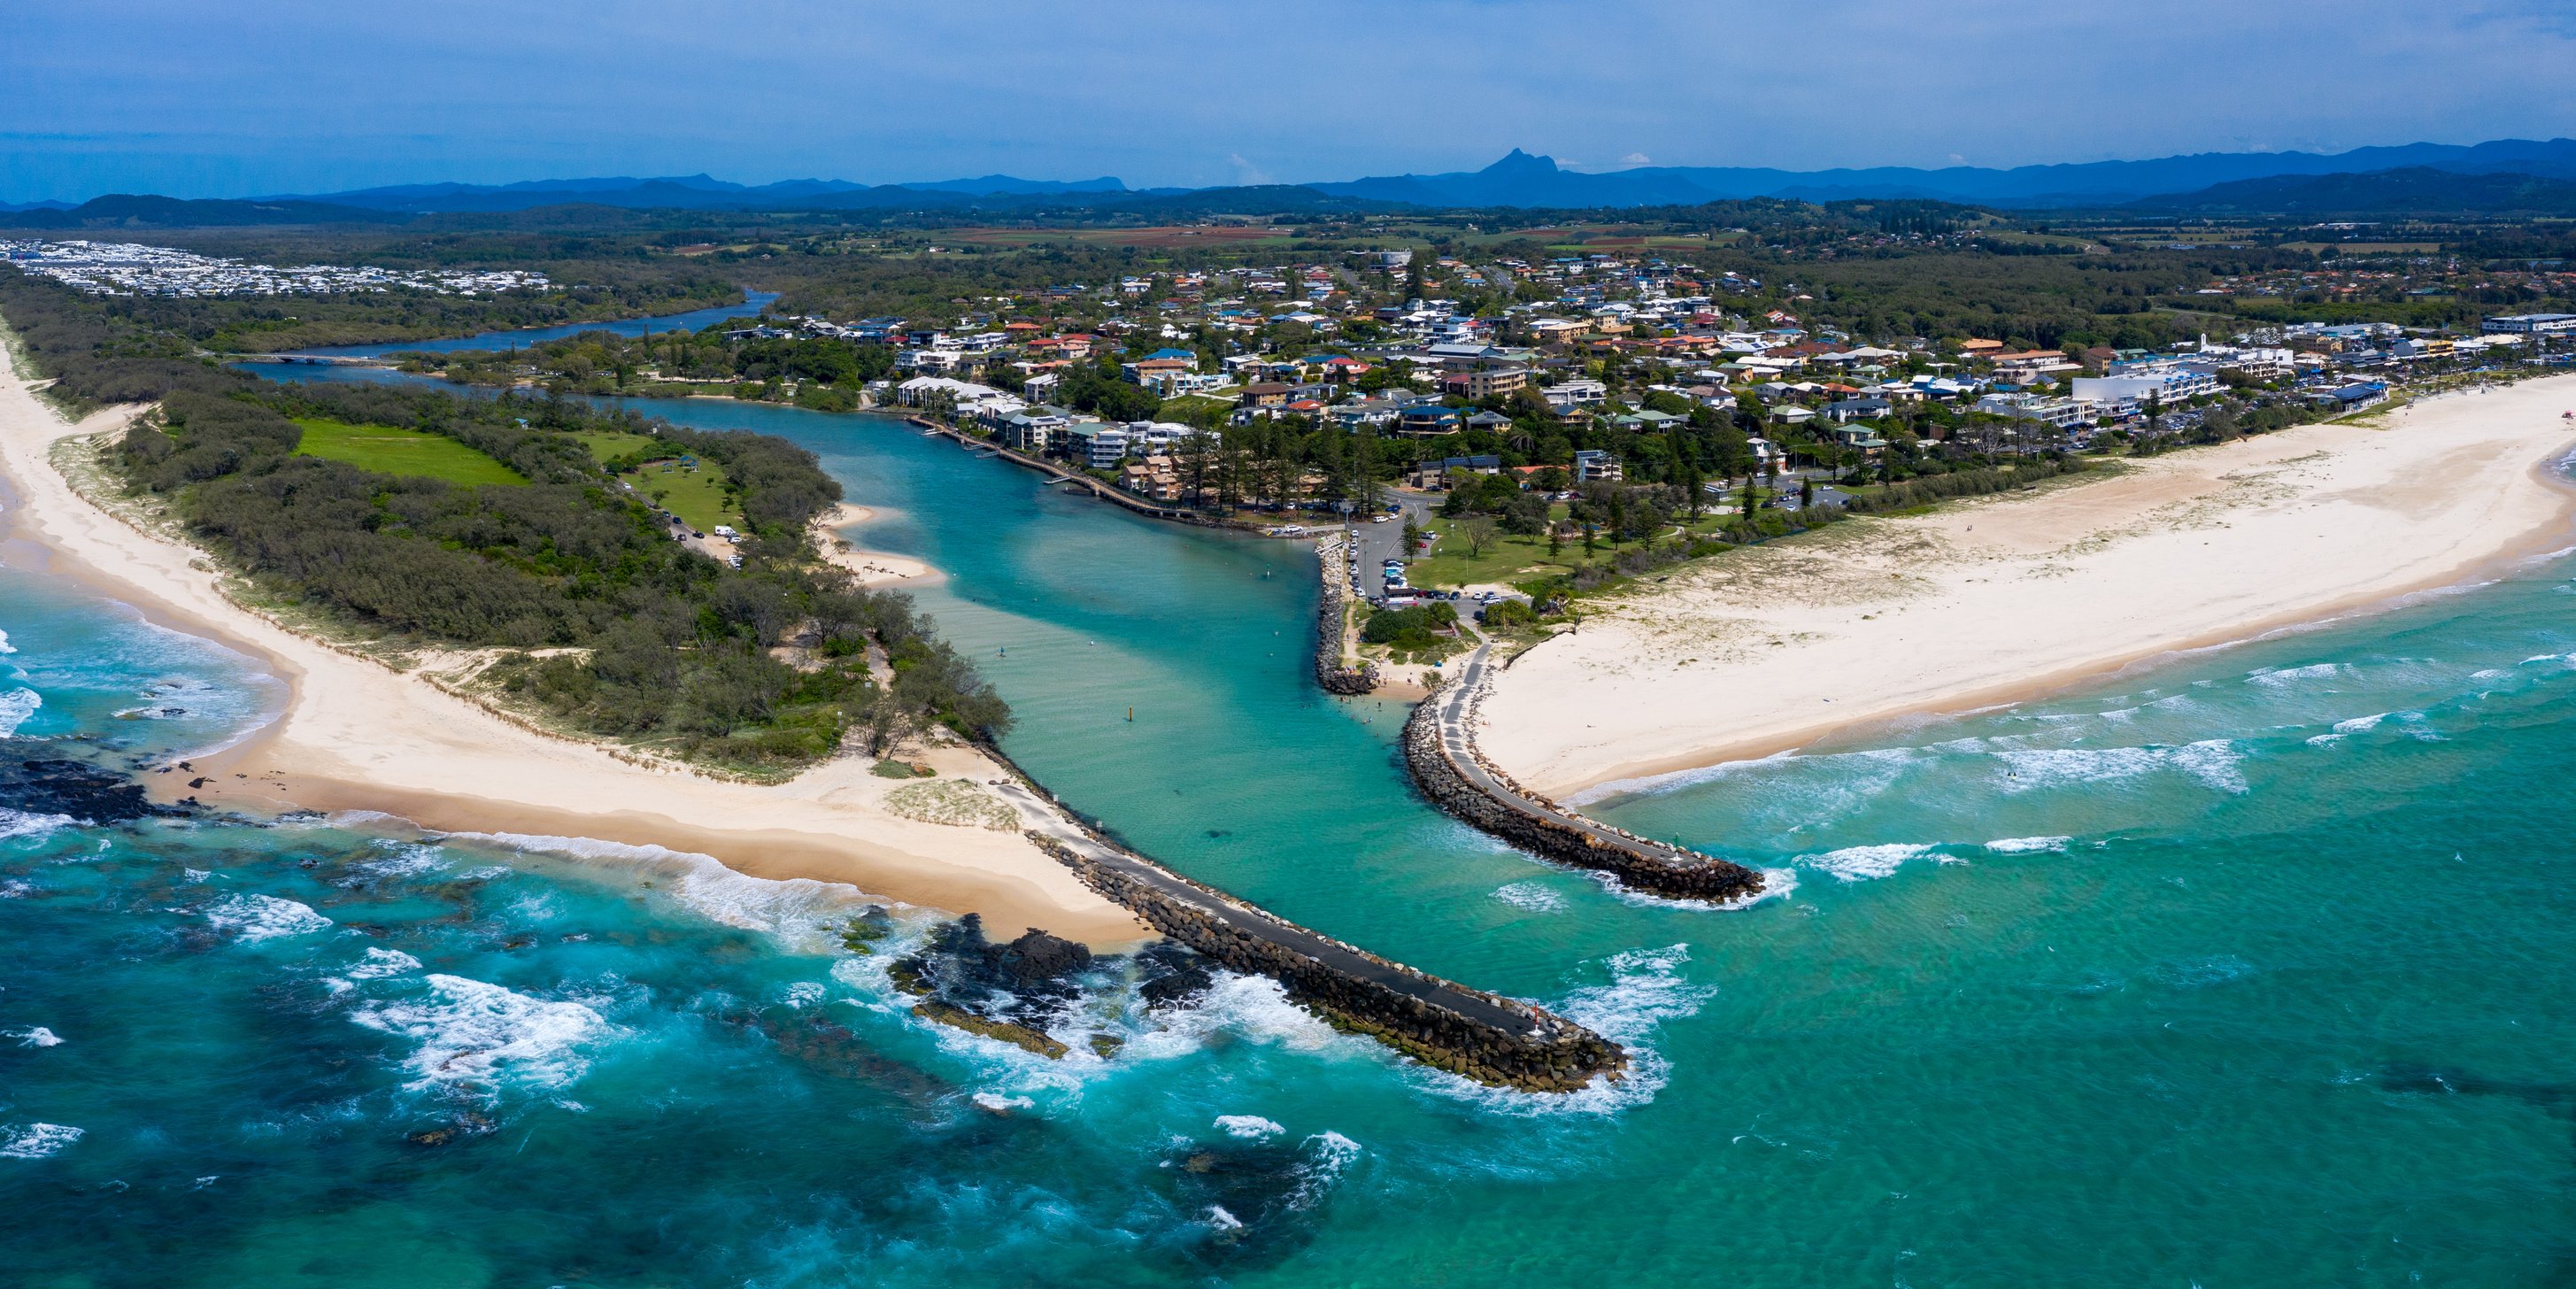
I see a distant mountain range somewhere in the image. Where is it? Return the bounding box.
[288,172,1154,213]
[2130,166,2576,217]
[1307,138,2576,208]
[12,137,2576,228]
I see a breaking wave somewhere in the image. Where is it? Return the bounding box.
[1983,836,2071,854]
[1799,843,1937,883]
[1423,944,1712,1117]
[0,687,42,737]
[0,1123,83,1159]
[1214,1114,1284,1140]
[204,893,332,941]
[349,973,615,1095]
[1994,738,2246,794]
[1491,881,1566,913]
[443,830,891,954]
[0,807,77,841]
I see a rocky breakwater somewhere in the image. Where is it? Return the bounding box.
[1312,532,1379,696]
[1404,669,1768,904]
[1026,830,1625,1092]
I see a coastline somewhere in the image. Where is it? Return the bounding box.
[0,342,1150,949]
[1481,376,2576,800]
[815,501,937,588]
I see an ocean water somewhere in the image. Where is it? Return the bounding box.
[10,369,2568,1283]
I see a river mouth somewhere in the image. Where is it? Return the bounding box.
[54,328,2566,1282]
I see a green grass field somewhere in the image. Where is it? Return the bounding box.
[629,457,738,531]
[572,431,663,463]
[291,419,527,486]
[563,430,740,530]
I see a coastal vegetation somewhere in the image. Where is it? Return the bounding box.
[2,274,1007,773]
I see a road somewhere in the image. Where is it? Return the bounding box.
[1433,644,1708,868]
[989,776,1554,1038]
[1343,490,1440,602]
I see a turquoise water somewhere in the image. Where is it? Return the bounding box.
[8,375,2575,1284]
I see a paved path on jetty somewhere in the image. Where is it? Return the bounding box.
[1436,644,1708,868]
[987,777,1551,1037]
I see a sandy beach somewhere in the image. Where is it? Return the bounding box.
[0,343,1147,947]
[815,502,936,587]
[1480,375,2576,799]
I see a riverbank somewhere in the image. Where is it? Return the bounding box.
[1480,375,2576,799]
[816,501,936,587]
[0,340,1149,948]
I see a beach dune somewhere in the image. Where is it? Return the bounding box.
[0,343,1147,947]
[1479,376,2576,799]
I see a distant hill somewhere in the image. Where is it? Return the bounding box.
[2128,167,2576,216]
[0,195,411,228]
[20,136,2576,224]
[1309,139,2576,209]
[287,173,1141,213]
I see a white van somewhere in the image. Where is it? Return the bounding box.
[713,525,738,539]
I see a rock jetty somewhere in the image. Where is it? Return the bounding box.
[1404,652,1768,904]
[1029,830,1626,1092]
[1312,532,1380,695]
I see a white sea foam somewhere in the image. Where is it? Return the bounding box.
[783,981,824,1008]
[341,947,420,981]
[970,1091,1034,1114]
[443,830,887,953]
[0,879,31,899]
[1491,881,1566,913]
[1564,746,1801,806]
[1587,865,1798,912]
[0,1123,82,1158]
[1423,944,1711,1117]
[1214,1114,1284,1140]
[2248,662,2348,689]
[1994,738,2245,794]
[6,1026,63,1047]
[0,807,76,841]
[1286,1131,1362,1209]
[0,629,14,653]
[205,893,331,941]
[1983,836,2070,854]
[350,973,613,1094]
[1800,843,1934,883]
[1203,1204,1244,1231]
[352,840,451,880]
[0,687,41,737]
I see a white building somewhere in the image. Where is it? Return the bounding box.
[2071,361,2219,413]
[2483,313,2576,336]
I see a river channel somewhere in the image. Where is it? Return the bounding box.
[7,333,2559,1285]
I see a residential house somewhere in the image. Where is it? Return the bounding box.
[1395,405,1465,437]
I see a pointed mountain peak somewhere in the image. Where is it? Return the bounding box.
[1482,149,1561,175]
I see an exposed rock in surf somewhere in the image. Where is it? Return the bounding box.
[0,749,179,823]
[1141,964,1215,1009]
[985,929,1091,984]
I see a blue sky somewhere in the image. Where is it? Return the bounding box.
[7,0,2576,201]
